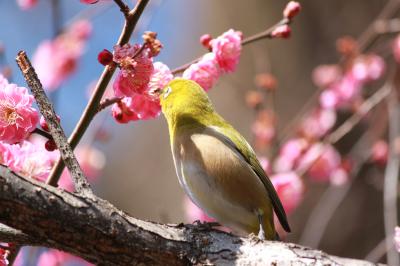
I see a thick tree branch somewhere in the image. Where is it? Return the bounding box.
[0,165,380,265]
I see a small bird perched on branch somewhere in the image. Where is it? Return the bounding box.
[159,78,290,240]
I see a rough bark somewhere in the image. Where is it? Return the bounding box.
[0,165,381,265]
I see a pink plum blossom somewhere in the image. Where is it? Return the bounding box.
[183,53,220,91]
[271,171,304,214]
[298,143,341,183]
[16,0,38,10]
[112,94,161,123]
[371,139,388,167]
[312,64,341,88]
[112,98,139,123]
[5,141,53,181]
[351,55,385,83]
[113,44,154,97]
[299,108,336,139]
[273,138,308,173]
[210,29,242,73]
[148,62,173,92]
[33,20,92,91]
[319,89,339,109]
[330,74,362,106]
[0,83,39,144]
[251,110,276,149]
[129,93,161,120]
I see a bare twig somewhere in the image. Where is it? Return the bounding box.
[279,0,400,144]
[295,84,391,177]
[47,0,150,187]
[365,236,393,263]
[113,0,130,18]
[298,85,390,247]
[171,18,291,75]
[98,97,123,113]
[15,51,93,197]
[32,128,53,140]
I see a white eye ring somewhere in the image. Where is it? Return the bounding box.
[164,86,172,98]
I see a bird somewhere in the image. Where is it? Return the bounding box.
[158,78,290,240]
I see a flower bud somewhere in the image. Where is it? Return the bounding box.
[97,49,113,66]
[45,140,57,151]
[271,25,291,39]
[283,1,301,19]
[200,34,212,50]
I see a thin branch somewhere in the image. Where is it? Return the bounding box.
[171,18,291,75]
[113,0,130,18]
[326,85,391,144]
[298,99,389,248]
[46,0,150,187]
[295,84,391,177]
[279,0,400,145]
[357,0,400,51]
[98,97,122,113]
[32,127,53,140]
[15,51,93,197]
[365,236,393,263]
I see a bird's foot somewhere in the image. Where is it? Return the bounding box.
[248,233,262,243]
[257,228,266,241]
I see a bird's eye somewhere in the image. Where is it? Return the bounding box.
[164,86,172,98]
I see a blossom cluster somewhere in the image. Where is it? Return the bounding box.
[33,20,92,91]
[110,41,172,123]
[109,29,243,124]
[0,76,38,144]
[183,29,242,91]
[0,74,104,264]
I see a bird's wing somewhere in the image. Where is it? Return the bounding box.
[208,125,291,232]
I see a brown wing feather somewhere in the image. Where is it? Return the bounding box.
[209,126,291,233]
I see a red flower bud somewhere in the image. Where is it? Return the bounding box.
[271,25,291,39]
[97,49,113,66]
[45,140,57,151]
[200,34,212,50]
